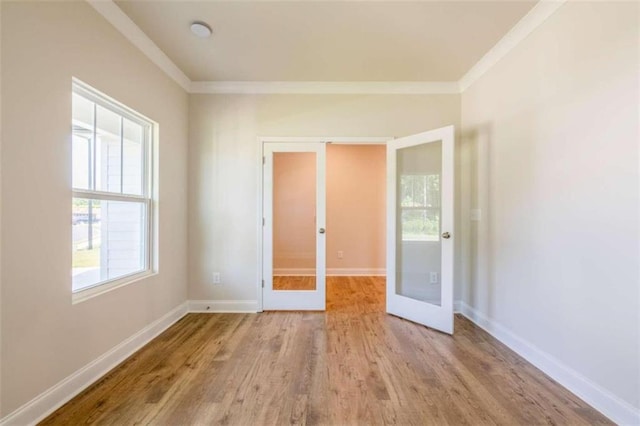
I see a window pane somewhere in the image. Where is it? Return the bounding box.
[400,174,440,241]
[72,134,92,190]
[72,93,94,190]
[72,198,146,292]
[72,93,94,129]
[95,105,122,193]
[401,209,440,241]
[401,175,424,207]
[122,118,144,195]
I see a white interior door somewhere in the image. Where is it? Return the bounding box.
[386,126,455,334]
[263,142,326,310]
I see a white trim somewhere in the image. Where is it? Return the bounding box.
[459,0,567,92]
[260,137,392,144]
[188,300,259,313]
[453,300,462,313]
[88,0,567,96]
[86,0,191,92]
[274,268,386,276]
[327,268,386,276]
[256,141,265,313]
[0,302,189,426]
[72,78,156,126]
[89,1,566,95]
[459,302,640,425]
[190,81,460,95]
[72,271,157,304]
[273,268,316,276]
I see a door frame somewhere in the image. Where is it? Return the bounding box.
[257,136,392,312]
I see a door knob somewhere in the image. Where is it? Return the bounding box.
[442,232,451,239]
[319,228,326,234]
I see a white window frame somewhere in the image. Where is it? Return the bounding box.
[400,174,441,242]
[71,78,156,303]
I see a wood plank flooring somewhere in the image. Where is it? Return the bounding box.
[273,276,317,291]
[41,277,611,425]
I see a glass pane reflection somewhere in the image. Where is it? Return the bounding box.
[273,152,317,291]
[396,141,442,306]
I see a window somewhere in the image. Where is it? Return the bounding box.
[72,80,154,298]
[400,174,440,241]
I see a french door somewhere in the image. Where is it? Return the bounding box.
[262,142,326,310]
[386,126,455,334]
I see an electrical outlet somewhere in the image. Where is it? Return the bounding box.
[212,272,221,284]
[470,209,482,221]
[337,251,344,259]
[429,272,438,284]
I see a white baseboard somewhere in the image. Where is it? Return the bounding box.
[327,268,386,276]
[273,268,386,276]
[453,300,462,313]
[0,302,189,426]
[459,302,640,425]
[188,299,258,313]
[273,268,315,276]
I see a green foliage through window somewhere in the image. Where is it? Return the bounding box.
[400,175,440,241]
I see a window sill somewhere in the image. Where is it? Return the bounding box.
[72,270,157,304]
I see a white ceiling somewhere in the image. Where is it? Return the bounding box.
[115,1,537,82]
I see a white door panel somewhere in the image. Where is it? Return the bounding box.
[386,126,454,334]
[263,142,326,310]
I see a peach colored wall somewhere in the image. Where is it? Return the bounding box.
[272,144,385,273]
[326,144,385,271]
[273,152,316,270]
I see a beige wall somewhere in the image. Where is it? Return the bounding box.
[188,94,461,301]
[1,2,188,416]
[326,144,385,271]
[461,1,639,411]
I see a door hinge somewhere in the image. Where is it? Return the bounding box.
[262,156,265,165]
[262,217,265,226]
[262,280,265,288]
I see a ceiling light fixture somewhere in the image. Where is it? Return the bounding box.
[190,21,212,38]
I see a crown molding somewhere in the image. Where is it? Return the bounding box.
[459,0,567,92]
[87,0,191,92]
[190,81,460,95]
[89,0,566,95]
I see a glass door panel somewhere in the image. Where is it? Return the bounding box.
[396,141,442,306]
[386,126,454,334]
[263,142,326,310]
[273,152,317,291]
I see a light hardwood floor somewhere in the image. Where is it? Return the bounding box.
[273,275,317,291]
[41,277,610,425]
